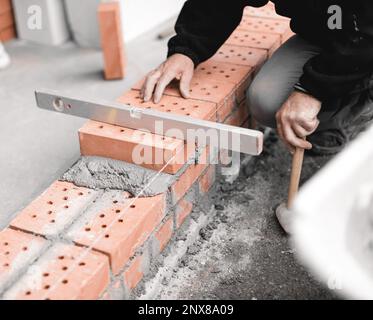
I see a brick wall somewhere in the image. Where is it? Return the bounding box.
[0,3,293,300]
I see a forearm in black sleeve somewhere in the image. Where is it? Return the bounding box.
[168,0,262,66]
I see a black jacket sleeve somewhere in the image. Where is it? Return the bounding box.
[299,2,373,104]
[168,0,268,66]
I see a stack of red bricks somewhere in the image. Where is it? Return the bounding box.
[0,0,16,42]
[0,3,293,300]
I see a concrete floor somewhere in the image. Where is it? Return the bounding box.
[0,28,171,229]
[155,132,339,300]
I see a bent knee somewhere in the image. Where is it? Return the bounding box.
[247,79,281,128]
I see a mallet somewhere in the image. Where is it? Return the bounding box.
[276,143,305,234]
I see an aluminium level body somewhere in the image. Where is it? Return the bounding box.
[35,90,263,156]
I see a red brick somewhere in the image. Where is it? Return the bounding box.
[98,3,125,80]
[79,120,195,175]
[123,255,143,290]
[238,16,292,43]
[0,10,14,30]
[155,218,173,252]
[0,228,46,292]
[244,3,289,21]
[224,100,249,127]
[216,97,236,123]
[101,279,124,300]
[0,0,11,15]
[117,89,217,121]
[133,78,236,110]
[195,60,253,85]
[0,25,15,42]
[10,181,98,238]
[4,244,110,300]
[171,149,209,204]
[176,198,193,228]
[199,166,216,194]
[235,73,253,103]
[226,30,281,57]
[211,44,267,68]
[195,60,253,103]
[68,193,166,275]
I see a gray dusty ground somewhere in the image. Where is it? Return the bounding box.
[156,131,339,300]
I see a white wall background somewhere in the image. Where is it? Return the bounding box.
[12,0,186,47]
[120,0,185,42]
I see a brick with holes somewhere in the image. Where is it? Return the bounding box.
[79,120,195,174]
[238,16,293,43]
[194,60,253,86]
[194,60,253,103]
[117,89,217,121]
[133,76,237,123]
[3,244,110,300]
[0,228,47,294]
[226,30,281,57]
[133,77,237,118]
[67,191,166,275]
[211,44,267,68]
[10,181,98,238]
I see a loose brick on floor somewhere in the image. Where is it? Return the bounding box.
[3,244,110,300]
[68,192,166,275]
[79,120,195,174]
[238,16,293,43]
[98,2,125,80]
[117,89,217,121]
[10,181,98,238]
[226,30,281,57]
[211,44,267,68]
[0,10,14,30]
[0,26,15,42]
[0,0,11,15]
[0,228,47,293]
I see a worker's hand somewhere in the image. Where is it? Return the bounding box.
[140,54,194,103]
[276,91,321,153]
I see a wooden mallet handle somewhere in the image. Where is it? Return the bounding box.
[287,145,305,209]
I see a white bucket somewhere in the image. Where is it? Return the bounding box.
[293,124,373,299]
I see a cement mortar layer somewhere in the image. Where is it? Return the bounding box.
[61,156,177,197]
